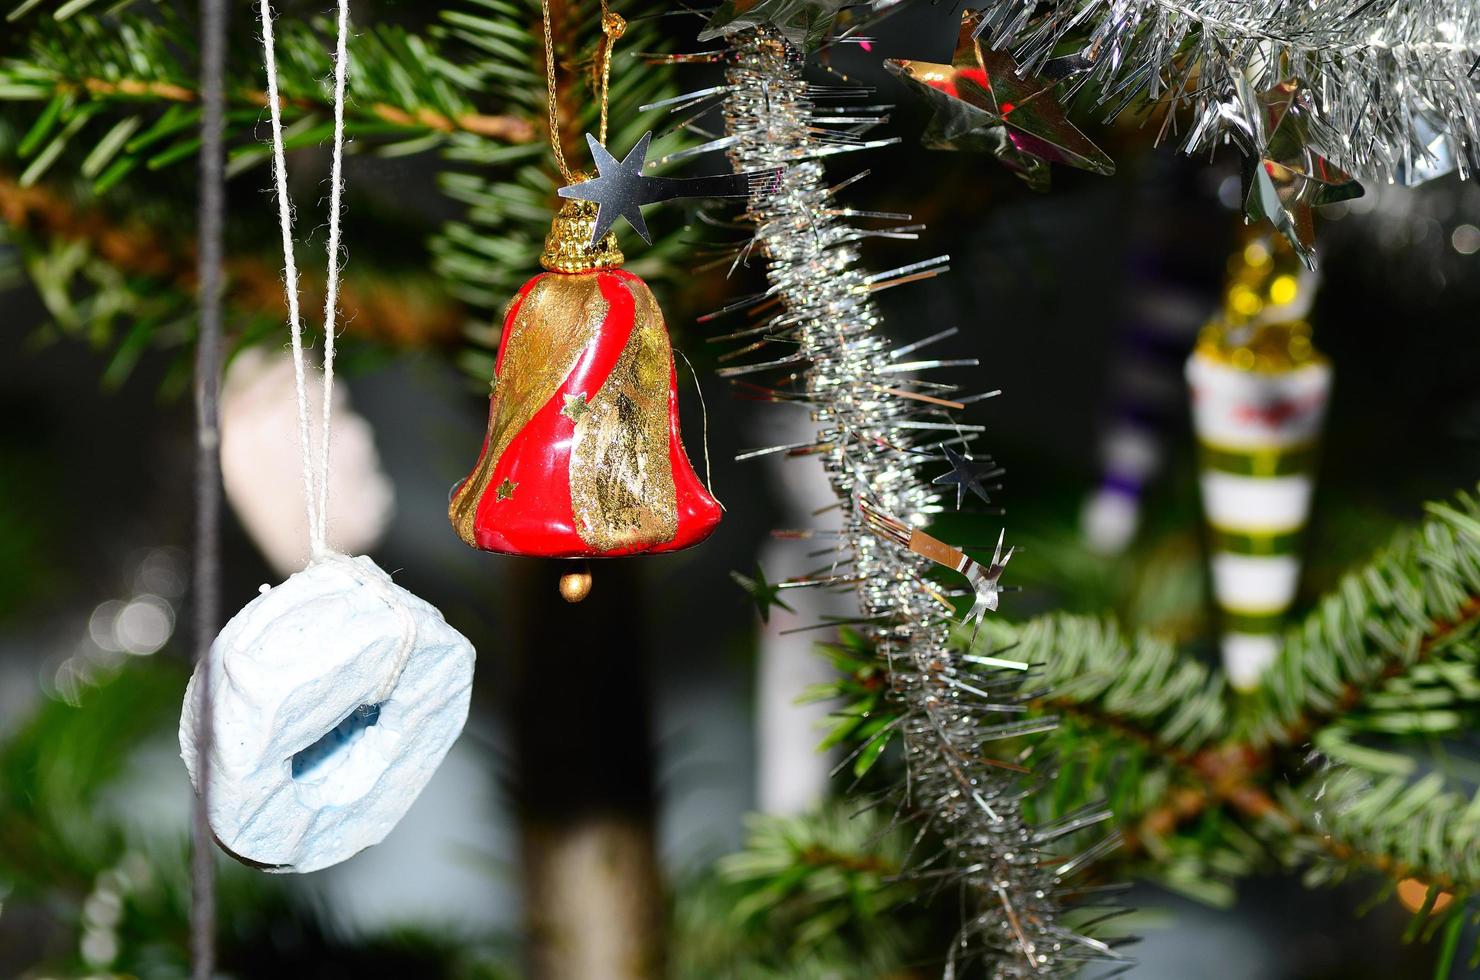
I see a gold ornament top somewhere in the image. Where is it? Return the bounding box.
[540,184,624,273]
[1221,232,1308,326]
[1197,228,1325,374]
[1195,319,1323,374]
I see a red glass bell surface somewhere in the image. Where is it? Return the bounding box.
[449,196,721,558]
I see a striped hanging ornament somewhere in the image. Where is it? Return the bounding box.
[1186,233,1330,689]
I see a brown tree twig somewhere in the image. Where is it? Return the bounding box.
[1275,596,1480,749]
[0,174,466,347]
[68,77,538,143]
[797,845,900,877]
[1097,596,1480,891]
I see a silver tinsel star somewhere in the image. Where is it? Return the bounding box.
[730,563,796,624]
[973,0,1480,188]
[963,528,1014,629]
[931,443,998,509]
[558,132,775,246]
[888,30,1114,191]
[559,133,657,244]
[1236,79,1363,267]
[858,500,1013,630]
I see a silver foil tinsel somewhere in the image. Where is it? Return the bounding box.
[976,0,1480,184]
[700,27,1124,978]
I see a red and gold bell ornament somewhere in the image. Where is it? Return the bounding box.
[450,194,721,558]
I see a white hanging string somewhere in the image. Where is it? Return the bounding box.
[317,0,349,548]
[259,0,350,561]
[676,349,724,511]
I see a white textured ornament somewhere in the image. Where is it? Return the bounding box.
[179,554,475,873]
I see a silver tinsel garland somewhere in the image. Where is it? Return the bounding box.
[687,27,1124,978]
[976,0,1479,183]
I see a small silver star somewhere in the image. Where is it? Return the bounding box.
[558,131,774,246]
[964,529,1015,630]
[556,133,655,244]
[931,444,999,510]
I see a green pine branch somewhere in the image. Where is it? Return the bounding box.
[0,661,518,978]
[786,482,1480,958]
[0,4,535,193]
[0,0,694,387]
[673,804,923,979]
[431,0,698,381]
[0,165,467,393]
[1242,493,1480,750]
[1280,767,1478,897]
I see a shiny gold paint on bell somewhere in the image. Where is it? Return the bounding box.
[561,392,591,422]
[568,276,678,552]
[449,274,611,547]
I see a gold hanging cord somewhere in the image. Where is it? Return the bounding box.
[540,0,626,183]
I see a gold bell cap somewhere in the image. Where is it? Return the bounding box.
[540,179,623,274]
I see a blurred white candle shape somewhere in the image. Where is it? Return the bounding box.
[221,348,394,574]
